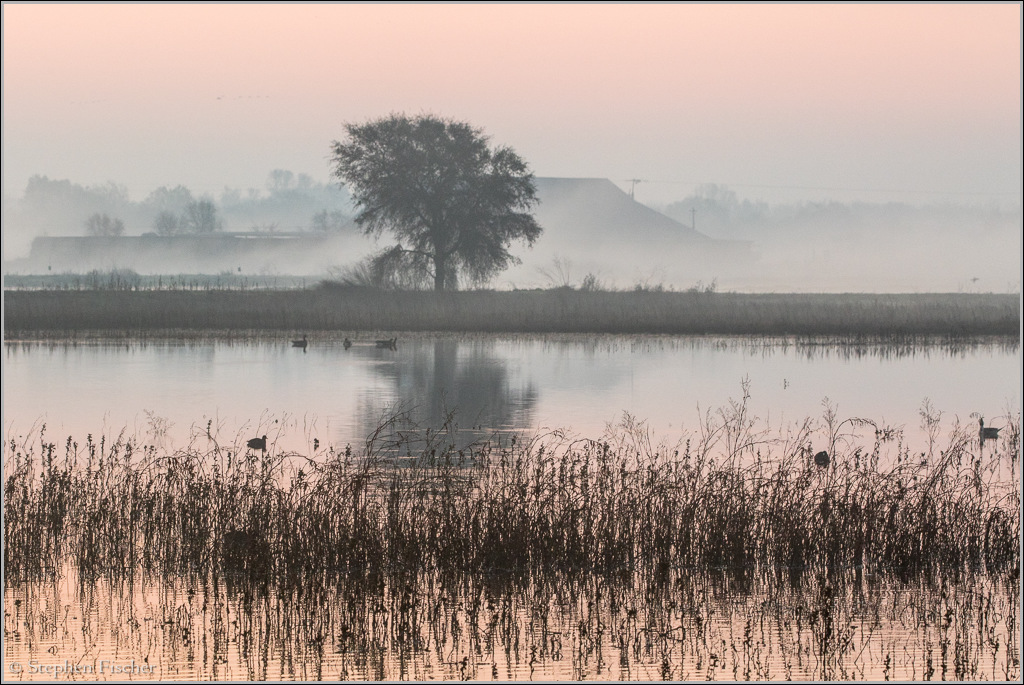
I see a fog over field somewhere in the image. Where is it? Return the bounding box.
[2,172,1019,294]
[2,4,1020,293]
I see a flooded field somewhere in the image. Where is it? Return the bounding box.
[5,566,1018,681]
[2,334,1020,681]
[3,334,1020,453]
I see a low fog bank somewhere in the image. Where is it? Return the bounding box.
[1,171,354,258]
[2,174,1020,294]
[506,180,1021,294]
[655,185,1022,293]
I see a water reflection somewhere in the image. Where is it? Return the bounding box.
[2,334,1019,454]
[352,339,539,446]
[4,568,1017,682]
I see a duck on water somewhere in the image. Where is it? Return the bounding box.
[979,417,1001,446]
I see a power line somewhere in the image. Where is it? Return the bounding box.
[625,178,644,200]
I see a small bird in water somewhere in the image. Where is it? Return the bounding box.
[292,334,308,349]
[814,450,830,468]
[979,417,1001,446]
[343,337,352,350]
[247,435,267,452]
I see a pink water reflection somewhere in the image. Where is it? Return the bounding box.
[3,335,1019,458]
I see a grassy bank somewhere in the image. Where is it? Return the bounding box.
[3,287,1020,337]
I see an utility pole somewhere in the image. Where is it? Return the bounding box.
[691,207,696,231]
[628,178,642,200]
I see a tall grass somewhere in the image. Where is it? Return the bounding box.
[3,270,312,291]
[4,403,1019,680]
[3,288,1020,336]
[5,404,1018,588]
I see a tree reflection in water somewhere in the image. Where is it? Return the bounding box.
[350,338,539,453]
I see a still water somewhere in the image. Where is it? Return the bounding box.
[3,334,1020,454]
[2,334,1021,682]
[4,569,1018,682]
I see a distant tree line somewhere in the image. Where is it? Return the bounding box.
[662,183,1021,240]
[84,213,125,237]
[153,198,223,235]
[4,170,354,240]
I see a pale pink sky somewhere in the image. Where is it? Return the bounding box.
[2,3,1021,205]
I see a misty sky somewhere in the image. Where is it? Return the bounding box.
[2,3,1021,207]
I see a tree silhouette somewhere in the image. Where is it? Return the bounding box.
[183,198,222,233]
[84,213,125,237]
[330,114,542,290]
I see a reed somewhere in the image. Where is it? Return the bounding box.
[6,560,1017,680]
[4,404,1019,681]
[5,405,1018,588]
[3,270,311,292]
[3,288,1020,337]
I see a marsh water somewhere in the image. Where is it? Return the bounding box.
[3,334,1020,455]
[5,568,1019,682]
[3,334,1021,681]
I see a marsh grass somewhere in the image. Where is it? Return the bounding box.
[5,402,1019,587]
[3,271,311,292]
[3,400,1020,680]
[4,288,1019,336]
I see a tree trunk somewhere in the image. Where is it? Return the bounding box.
[433,251,448,291]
